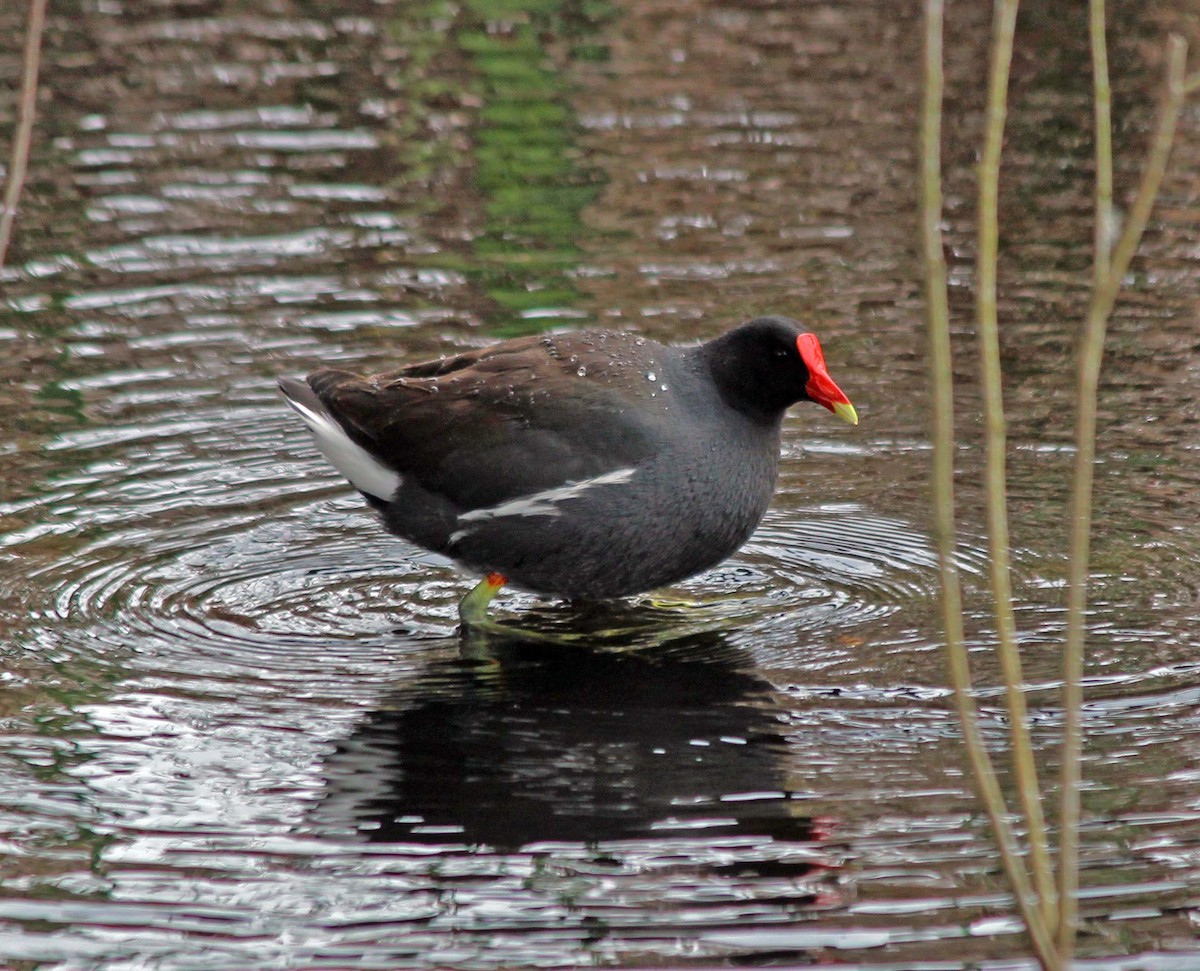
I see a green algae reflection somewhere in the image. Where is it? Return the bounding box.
[397,0,611,336]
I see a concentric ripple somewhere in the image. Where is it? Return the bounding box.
[4,393,462,694]
[7,440,972,681]
[658,505,993,654]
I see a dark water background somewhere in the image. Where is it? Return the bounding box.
[1,0,1200,968]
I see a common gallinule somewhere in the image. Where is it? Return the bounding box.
[280,316,857,626]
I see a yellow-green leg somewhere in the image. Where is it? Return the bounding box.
[458,572,506,628]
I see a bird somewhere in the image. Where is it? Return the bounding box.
[279,316,857,627]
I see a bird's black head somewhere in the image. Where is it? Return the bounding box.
[701,316,858,425]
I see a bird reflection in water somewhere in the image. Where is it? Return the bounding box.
[312,625,827,855]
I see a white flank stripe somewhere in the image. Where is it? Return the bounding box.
[449,467,637,543]
[284,396,401,501]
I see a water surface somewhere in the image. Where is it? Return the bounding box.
[2,0,1200,968]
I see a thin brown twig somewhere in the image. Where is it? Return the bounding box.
[973,0,1058,928]
[1090,0,1115,284]
[0,0,50,269]
[1058,33,1189,956]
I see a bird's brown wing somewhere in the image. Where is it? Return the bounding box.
[306,335,667,510]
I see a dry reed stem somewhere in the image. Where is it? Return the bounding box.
[1058,32,1189,956]
[1090,0,1115,282]
[973,0,1058,927]
[919,3,1059,965]
[0,0,49,269]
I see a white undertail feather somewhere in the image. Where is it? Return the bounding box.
[282,392,402,501]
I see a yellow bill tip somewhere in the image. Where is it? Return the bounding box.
[832,400,859,426]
